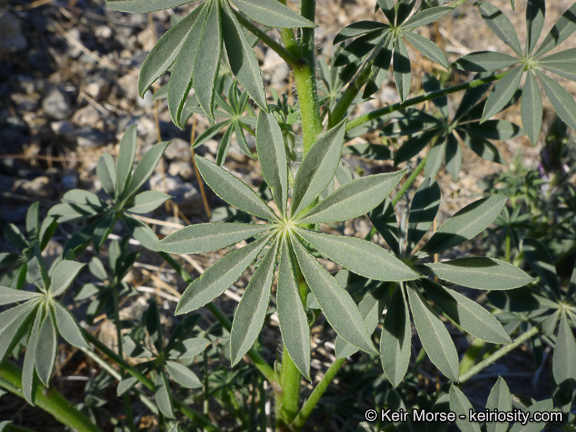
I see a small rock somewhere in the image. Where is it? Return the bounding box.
[0,11,27,53]
[11,93,39,112]
[51,121,76,139]
[66,28,83,58]
[150,173,202,213]
[263,49,289,85]
[117,74,138,101]
[77,126,108,148]
[85,77,111,100]
[95,25,113,40]
[137,89,153,109]
[20,176,55,198]
[43,87,72,120]
[168,161,194,181]
[72,105,102,127]
[164,138,192,162]
[117,115,156,145]
[203,139,219,156]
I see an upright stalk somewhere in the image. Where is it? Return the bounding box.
[0,361,103,432]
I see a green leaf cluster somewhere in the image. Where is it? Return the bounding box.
[118,301,209,418]
[0,260,87,405]
[48,126,170,254]
[453,1,576,144]
[334,0,452,101]
[159,116,416,379]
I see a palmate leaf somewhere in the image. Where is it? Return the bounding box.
[402,6,452,29]
[509,399,553,432]
[159,223,270,254]
[49,260,85,297]
[381,284,411,387]
[422,195,507,256]
[168,4,208,128]
[453,51,519,72]
[534,3,576,57]
[393,37,411,103]
[123,142,170,201]
[369,198,401,256]
[106,0,193,13]
[175,235,269,315]
[155,370,175,418]
[477,2,523,56]
[482,66,523,121]
[407,178,441,253]
[291,238,377,355]
[196,158,277,221]
[165,361,202,388]
[486,377,512,432]
[231,0,315,28]
[0,286,40,306]
[521,71,542,145]
[420,279,511,344]
[0,301,37,363]
[297,229,418,282]
[553,313,576,392]
[403,32,449,70]
[522,238,561,298]
[407,286,459,381]
[115,125,137,197]
[230,240,278,366]
[526,0,545,55]
[222,2,267,111]
[421,257,534,290]
[35,313,57,386]
[535,69,576,131]
[336,284,385,359]
[256,112,288,215]
[23,309,43,405]
[334,21,388,44]
[450,385,482,432]
[127,191,171,214]
[193,1,222,118]
[52,302,88,349]
[97,153,116,198]
[291,122,346,217]
[297,170,405,224]
[538,48,576,81]
[277,239,310,379]
[138,6,205,97]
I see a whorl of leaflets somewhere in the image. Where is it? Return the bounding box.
[159,114,417,379]
[106,0,316,126]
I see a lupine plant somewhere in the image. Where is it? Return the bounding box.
[1,0,576,431]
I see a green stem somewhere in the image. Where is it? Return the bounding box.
[0,361,103,432]
[277,346,301,429]
[233,11,300,68]
[505,229,511,262]
[293,0,322,155]
[159,252,280,389]
[328,65,372,128]
[459,326,540,383]
[345,71,510,132]
[112,287,136,432]
[290,358,346,432]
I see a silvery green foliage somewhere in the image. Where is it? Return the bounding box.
[159,114,418,379]
[107,0,315,126]
[0,259,87,405]
[384,74,522,180]
[360,180,533,385]
[48,126,170,254]
[453,1,576,144]
[333,0,453,101]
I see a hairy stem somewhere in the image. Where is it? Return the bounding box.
[346,71,510,132]
[276,346,301,430]
[0,361,103,432]
[328,65,372,128]
[459,326,540,383]
[291,358,347,431]
[159,252,280,389]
